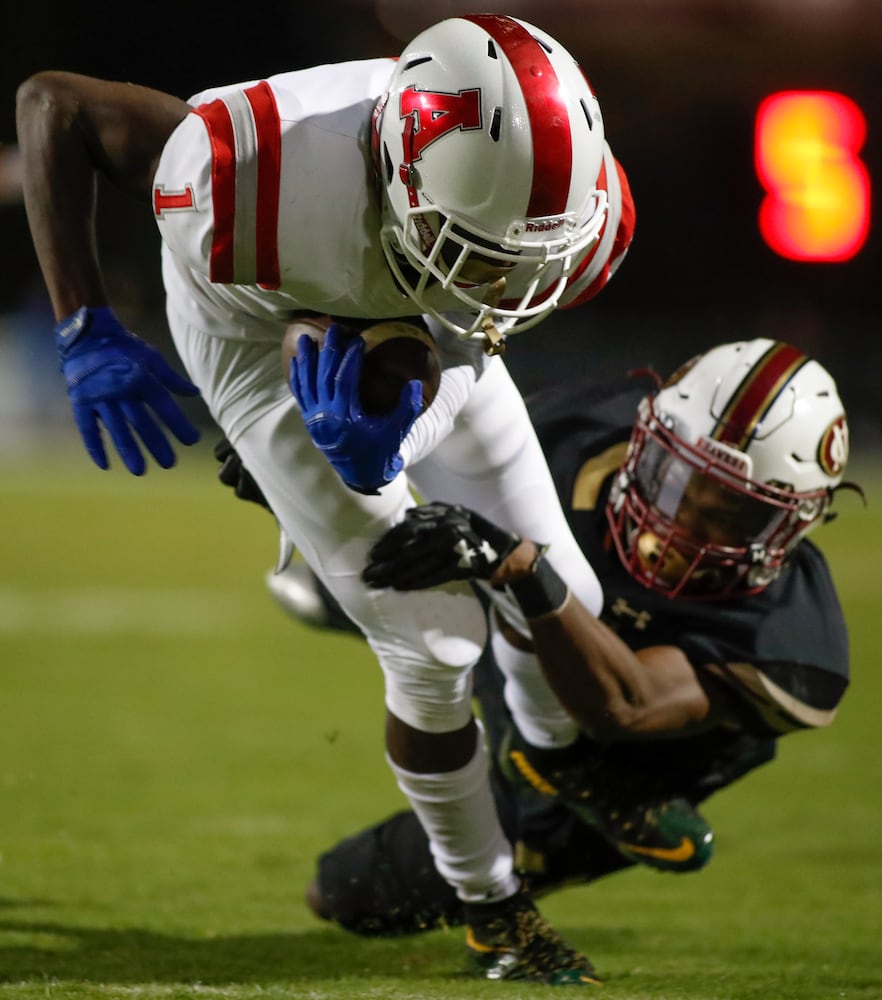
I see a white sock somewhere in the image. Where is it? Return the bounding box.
[491,619,579,749]
[387,721,520,903]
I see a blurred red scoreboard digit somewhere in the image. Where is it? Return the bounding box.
[755,91,870,262]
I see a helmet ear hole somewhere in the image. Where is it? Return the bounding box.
[580,99,596,130]
[404,55,432,71]
[489,108,502,142]
[382,143,394,185]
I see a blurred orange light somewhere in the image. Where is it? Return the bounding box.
[755,91,870,261]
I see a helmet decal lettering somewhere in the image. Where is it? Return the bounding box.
[524,218,566,232]
[411,212,437,256]
[818,415,849,476]
[399,86,482,165]
[713,342,808,449]
[696,437,751,477]
[398,86,482,211]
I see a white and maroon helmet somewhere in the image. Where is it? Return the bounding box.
[607,339,850,599]
[373,13,607,344]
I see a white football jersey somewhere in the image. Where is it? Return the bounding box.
[153,58,420,323]
[152,58,630,332]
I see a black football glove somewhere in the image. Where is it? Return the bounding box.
[362,502,521,590]
[214,437,271,511]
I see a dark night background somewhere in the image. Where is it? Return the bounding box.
[1,0,879,448]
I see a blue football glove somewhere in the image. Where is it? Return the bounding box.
[288,322,422,495]
[55,305,201,476]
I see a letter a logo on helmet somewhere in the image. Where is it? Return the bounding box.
[399,86,482,168]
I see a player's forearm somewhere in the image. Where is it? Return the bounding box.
[494,547,709,740]
[16,73,108,318]
[399,363,474,467]
[526,603,689,739]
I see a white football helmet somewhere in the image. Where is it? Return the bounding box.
[373,13,608,346]
[607,339,850,599]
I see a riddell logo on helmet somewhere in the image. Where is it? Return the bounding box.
[525,219,566,232]
[697,437,751,476]
[413,214,436,255]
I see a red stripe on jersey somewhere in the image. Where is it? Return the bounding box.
[463,14,572,218]
[244,82,282,290]
[713,342,808,449]
[192,100,236,283]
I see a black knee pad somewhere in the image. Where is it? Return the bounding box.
[315,810,463,936]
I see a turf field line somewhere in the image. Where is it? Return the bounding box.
[0,473,222,500]
[0,588,248,635]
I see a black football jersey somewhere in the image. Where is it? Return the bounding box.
[525,375,850,737]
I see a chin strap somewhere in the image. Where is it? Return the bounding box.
[480,277,508,356]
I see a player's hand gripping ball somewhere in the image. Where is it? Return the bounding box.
[281,317,441,415]
[285,316,442,493]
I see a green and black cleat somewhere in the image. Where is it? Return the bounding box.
[464,890,601,985]
[582,795,713,872]
[500,726,714,874]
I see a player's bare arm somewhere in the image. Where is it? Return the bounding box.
[16,72,200,475]
[496,581,733,741]
[16,72,188,318]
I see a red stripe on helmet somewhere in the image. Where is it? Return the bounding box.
[192,99,236,284]
[557,160,609,300]
[244,81,282,290]
[713,342,809,449]
[564,158,635,307]
[462,14,572,218]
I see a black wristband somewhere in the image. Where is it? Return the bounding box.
[508,553,569,619]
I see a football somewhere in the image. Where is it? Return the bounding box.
[282,317,442,416]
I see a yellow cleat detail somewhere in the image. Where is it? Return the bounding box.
[508,749,559,796]
[618,836,696,863]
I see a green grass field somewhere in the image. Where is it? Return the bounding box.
[1,434,880,1000]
